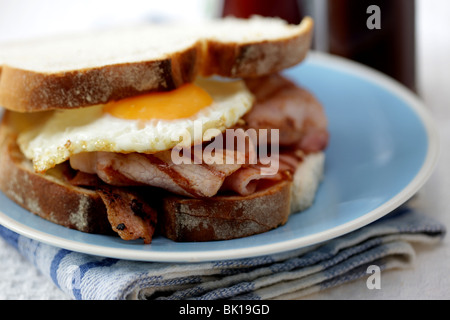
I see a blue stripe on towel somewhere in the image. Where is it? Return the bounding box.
[50,249,72,289]
[72,258,118,299]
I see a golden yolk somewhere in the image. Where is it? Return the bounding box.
[104,83,213,120]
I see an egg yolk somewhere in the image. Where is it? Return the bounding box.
[104,83,213,120]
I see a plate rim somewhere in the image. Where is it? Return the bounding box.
[0,52,440,263]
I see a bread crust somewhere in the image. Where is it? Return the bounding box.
[202,27,312,78]
[0,17,313,112]
[0,43,203,112]
[160,181,292,242]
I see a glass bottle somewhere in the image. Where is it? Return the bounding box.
[327,0,417,92]
[221,0,305,25]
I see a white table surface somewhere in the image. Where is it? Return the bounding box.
[0,0,449,300]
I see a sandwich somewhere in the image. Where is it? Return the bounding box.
[0,16,328,243]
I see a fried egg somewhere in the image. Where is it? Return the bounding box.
[17,78,254,173]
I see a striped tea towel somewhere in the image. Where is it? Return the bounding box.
[0,205,445,300]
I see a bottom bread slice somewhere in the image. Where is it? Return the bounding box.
[0,112,325,242]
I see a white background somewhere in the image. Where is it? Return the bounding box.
[0,0,449,299]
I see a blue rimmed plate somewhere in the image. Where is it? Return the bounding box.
[0,52,439,262]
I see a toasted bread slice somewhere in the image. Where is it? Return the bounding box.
[0,16,313,112]
[0,110,324,242]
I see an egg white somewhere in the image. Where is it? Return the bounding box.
[17,78,254,173]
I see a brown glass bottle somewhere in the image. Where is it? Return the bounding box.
[328,0,417,92]
[222,0,305,25]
